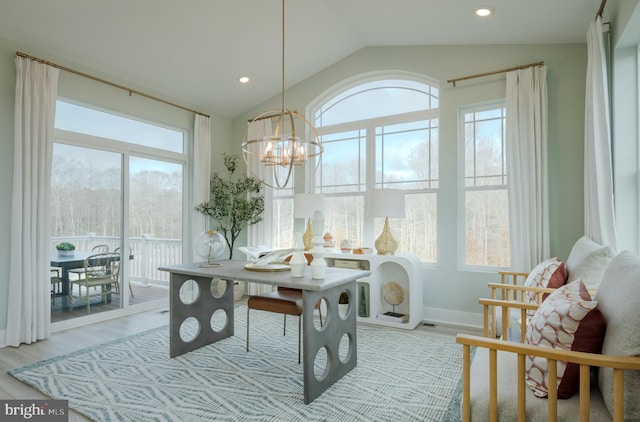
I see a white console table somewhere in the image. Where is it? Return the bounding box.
[325,253,424,329]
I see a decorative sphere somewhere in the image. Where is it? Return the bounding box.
[195,230,227,264]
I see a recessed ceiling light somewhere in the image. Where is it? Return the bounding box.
[238,76,250,84]
[474,6,495,17]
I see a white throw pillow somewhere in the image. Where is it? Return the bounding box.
[596,251,640,420]
[566,247,614,291]
[566,236,604,273]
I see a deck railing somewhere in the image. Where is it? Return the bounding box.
[51,234,182,287]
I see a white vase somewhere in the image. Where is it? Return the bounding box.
[290,232,307,277]
[290,251,307,277]
[309,212,327,279]
[310,247,327,279]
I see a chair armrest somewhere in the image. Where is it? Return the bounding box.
[486,283,555,341]
[455,334,640,422]
[488,283,556,302]
[497,271,529,286]
[485,272,528,338]
[479,298,539,340]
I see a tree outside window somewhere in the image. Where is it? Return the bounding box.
[461,104,510,268]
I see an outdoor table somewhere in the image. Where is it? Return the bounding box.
[51,251,132,310]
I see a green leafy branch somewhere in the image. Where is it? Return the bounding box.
[195,154,264,259]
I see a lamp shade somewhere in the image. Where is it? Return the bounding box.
[294,193,325,218]
[370,189,406,218]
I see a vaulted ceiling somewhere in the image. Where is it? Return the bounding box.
[0,0,604,118]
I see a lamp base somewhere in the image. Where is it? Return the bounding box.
[375,217,398,255]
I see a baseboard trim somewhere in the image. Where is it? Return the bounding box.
[422,306,483,332]
[0,305,483,349]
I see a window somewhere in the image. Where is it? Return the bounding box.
[277,76,439,262]
[51,99,186,318]
[460,104,510,268]
[55,101,184,153]
[271,183,295,249]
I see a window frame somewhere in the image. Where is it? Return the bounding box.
[291,73,440,262]
[458,101,510,272]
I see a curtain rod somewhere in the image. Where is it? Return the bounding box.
[16,51,209,118]
[447,61,544,87]
[596,0,607,20]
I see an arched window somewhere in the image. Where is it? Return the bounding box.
[307,75,439,262]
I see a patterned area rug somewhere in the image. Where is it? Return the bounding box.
[9,305,463,421]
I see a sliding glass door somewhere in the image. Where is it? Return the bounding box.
[127,157,183,306]
[51,100,186,324]
[50,143,124,319]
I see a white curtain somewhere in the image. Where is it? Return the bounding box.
[246,120,274,294]
[6,57,59,346]
[192,114,211,261]
[585,16,617,250]
[506,65,549,271]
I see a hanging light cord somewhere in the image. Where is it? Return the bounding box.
[281,0,285,112]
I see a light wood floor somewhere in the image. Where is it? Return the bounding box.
[0,308,169,421]
[1,302,476,421]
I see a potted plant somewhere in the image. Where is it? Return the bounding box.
[56,241,76,256]
[195,153,264,259]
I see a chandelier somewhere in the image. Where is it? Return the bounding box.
[241,0,323,189]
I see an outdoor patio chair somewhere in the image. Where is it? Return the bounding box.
[50,268,63,305]
[68,252,120,312]
[113,247,134,298]
[68,244,111,283]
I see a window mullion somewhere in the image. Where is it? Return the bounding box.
[363,125,377,247]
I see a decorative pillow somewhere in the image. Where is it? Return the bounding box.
[565,236,613,277]
[596,251,640,419]
[525,280,606,399]
[523,257,567,304]
[566,246,614,291]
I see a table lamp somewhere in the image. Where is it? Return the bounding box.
[294,193,325,250]
[370,189,406,255]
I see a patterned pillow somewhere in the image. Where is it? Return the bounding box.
[523,257,567,304]
[525,280,606,399]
